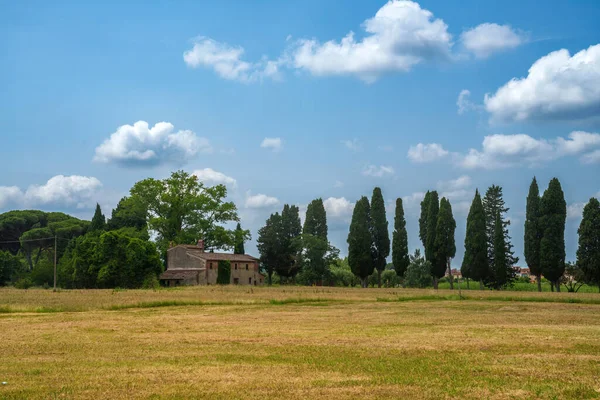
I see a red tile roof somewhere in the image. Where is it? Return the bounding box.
[170,245,259,262]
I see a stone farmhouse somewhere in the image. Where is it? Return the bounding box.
[159,241,265,286]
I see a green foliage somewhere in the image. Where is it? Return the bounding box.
[0,250,23,286]
[370,188,390,288]
[30,258,54,287]
[577,197,600,288]
[433,197,456,281]
[482,185,518,273]
[130,170,240,252]
[539,178,567,286]
[524,177,542,282]
[419,191,431,248]
[300,199,330,285]
[392,198,409,278]
[329,258,359,287]
[217,260,231,285]
[14,277,33,289]
[462,190,488,283]
[141,274,160,290]
[404,249,432,288]
[347,197,374,287]
[257,213,284,285]
[381,269,401,288]
[90,203,106,232]
[107,196,147,231]
[561,262,585,293]
[0,210,47,254]
[487,211,513,289]
[234,223,246,254]
[303,198,327,240]
[424,191,439,265]
[278,205,302,278]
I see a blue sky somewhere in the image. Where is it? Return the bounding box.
[1,0,599,267]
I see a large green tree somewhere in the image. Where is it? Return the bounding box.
[257,213,284,285]
[107,196,147,232]
[233,223,246,254]
[90,203,106,232]
[462,190,488,289]
[301,198,335,285]
[370,187,390,288]
[424,191,439,266]
[347,197,374,288]
[392,198,409,279]
[539,178,567,292]
[403,249,432,288]
[482,185,518,288]
[577,197,600,291]
[419,191,432,248]
[277,204,302,280]
[488,212,511,289]
[129,170,244,252]
[433,197,456,289]
[524,177,543,291]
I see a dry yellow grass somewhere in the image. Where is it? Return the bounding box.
[1,286,600,399]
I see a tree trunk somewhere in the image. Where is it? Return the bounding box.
[536,275,542,292]
[377,269,382,288]
[555,281,561,292]
[433,276,438,290]
[550,283,554,292]
[268,272,272,286]
[466,278,470,290]
[479,281,484,290]
[361,277,368,288]
[447,259,454,290]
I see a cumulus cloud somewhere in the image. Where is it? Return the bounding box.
[438,175,471,192]
[581,150,600,164]
[183,37,281,83]
[245,192,280,209]
[461,23,526,58]
[193,168,237,188]
[484,44,600,122]
[323,197,354,218]
[290,0,452,82]
[402,191,426,210]
[407,143,449,163]
[0,175,103,210]
[458,132,600,169]
[342,139,361,152]
[457,89,480,114]
[94,121,211,167]
[362,165,395,177]
[260,137,282,152]
[567,202,585,219]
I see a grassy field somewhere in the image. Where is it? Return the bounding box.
[1,286,600,399]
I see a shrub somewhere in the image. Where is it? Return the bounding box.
[142,274,160,290]
[14,277,33,289]
[404,250,432,288]
[217,260,231,285]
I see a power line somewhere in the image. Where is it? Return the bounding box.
[0,236,74,244]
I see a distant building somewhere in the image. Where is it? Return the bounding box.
[445,268,462,279]
[159,241,264,286]
[513,266,537,283]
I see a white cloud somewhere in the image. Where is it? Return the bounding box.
[193,168,237,188]
[94,121,211,167]
[362,165,395,177]
[484,44,600,122]
[581,150,600,164]
[245,192,280,209]
[407,143,449,163]
[457,89,480,114]
[183,37,281,83]
[290,0,452,82]
[402,192,426,210]
[567,202,585,219]
[260,137,282,152]
[323,197,354,218]
[334,180,344,188]
[438,175,471,192]
[342,139,361,152]
[0,175,103,210]
[457,132,600,169]
[461,23,525,59]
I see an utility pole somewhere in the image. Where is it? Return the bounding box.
[53,235,57,292]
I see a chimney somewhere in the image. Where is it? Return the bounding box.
[197,239,204,253]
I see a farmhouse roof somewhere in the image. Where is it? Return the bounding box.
[169,245,259,262]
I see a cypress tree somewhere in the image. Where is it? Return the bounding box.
[577,198,600,292]
[257,213,283,285]
[483,185,518,287]
[392,198,409,279]
[433,198,456,289]
[524,177,542,291]
[279,205,302,280]
[371,187,390,288]
[419,191,432,248]
[425,191,439,266]
[489,212,510,289]
[347,197,374,288]
[540,178,567,292]
[462,190,488,289]
[234,223,245,254]
[90,203,106,232]
[302,198,329,285]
